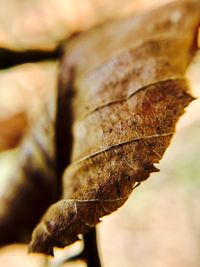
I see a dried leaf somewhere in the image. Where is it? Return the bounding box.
[29,0,200,255]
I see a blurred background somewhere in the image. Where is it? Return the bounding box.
[0,0,199,267]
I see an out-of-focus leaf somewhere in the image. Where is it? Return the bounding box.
[0,64,59,245]
[0,61,58,119]
[0,0,169,51]
[0,62,57,150]
[29,0,200,255]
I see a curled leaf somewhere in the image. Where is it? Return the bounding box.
[29,0,200,255]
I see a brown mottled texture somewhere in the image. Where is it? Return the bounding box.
[29,0,200,255]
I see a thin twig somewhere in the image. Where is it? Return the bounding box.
[83,227,102,267]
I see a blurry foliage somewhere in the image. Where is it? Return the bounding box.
[0,0,169,51]
[0,62,58,150]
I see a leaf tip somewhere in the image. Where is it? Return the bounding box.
[28,225,55,256]
[28,240,54,256]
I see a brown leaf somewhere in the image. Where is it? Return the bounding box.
[29,0,200,255]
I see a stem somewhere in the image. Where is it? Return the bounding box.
[0,47,59,69]
[61,227,102,267]
[83,228,102,267]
